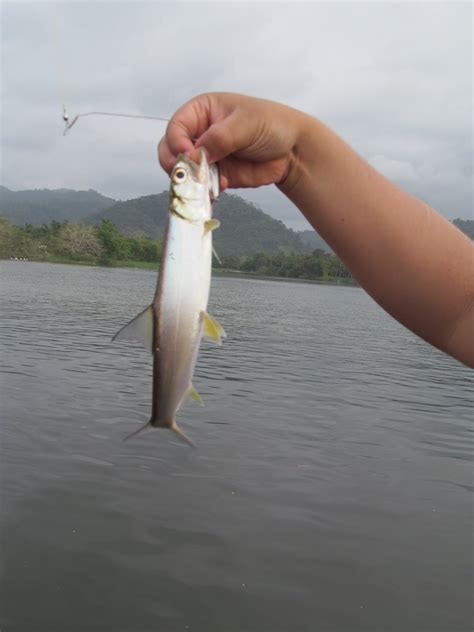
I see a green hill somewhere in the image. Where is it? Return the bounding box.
[87,192,307,256]
[453,218,474,239]
[213,194,304,255]
[4,185,470,258]
[86,192,169,239]
[299,229,331,252]
[0,186,116,225]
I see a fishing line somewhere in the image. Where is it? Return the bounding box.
[62,108,173,135]
[54,9,187,140]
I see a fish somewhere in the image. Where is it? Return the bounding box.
[113,150,225,446]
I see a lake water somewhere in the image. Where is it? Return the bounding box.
[1,261,472,632]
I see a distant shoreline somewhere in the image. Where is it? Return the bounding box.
[1,256,358,287]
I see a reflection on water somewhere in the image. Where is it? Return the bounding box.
[1,262,472,631]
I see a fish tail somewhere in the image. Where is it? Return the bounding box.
[123,419,195,448]
[123,421,152,442]
[171,421,196,448]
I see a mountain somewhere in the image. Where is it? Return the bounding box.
[6,184,469,257]
[453,218,474,240]
[87,192,307,256]
[299,229,331,252]
[213,194,305,255]
[86,192,169,238]
[0,186,116,225]
[301,218,474,251]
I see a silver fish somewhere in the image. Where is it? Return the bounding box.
[113,150,225,445]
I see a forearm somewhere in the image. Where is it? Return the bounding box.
[279,115,474,366]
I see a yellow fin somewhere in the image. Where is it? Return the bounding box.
[204,219,220,234]
[188,384,204,406]
[201,311,226,345]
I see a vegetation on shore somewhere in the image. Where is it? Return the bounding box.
[0,217,354,283]
[215,251,353,283]
[0,218,161,265]
[1,186,330,255]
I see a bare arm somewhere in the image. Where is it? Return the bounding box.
[279,115,474,366]
[159,93,474,367]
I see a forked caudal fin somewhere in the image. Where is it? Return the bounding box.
[123,421,152,441]
[170,421,196,448]
[123,420,195,448]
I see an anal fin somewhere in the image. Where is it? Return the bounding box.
[188,383,204,406]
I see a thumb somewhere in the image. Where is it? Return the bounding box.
[194,110,250,164]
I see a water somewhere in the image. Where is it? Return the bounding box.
[1,262,472,632]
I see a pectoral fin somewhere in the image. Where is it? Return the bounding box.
[201,311,226,345]
[204,219,220,233]
[112,305,154,353]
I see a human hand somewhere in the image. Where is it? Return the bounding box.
[158,92,307,190]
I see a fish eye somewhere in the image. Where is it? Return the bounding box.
[173,168,187,183]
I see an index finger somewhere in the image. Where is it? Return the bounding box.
[165,95,212,158]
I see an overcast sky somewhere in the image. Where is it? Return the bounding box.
[1,1,472,230]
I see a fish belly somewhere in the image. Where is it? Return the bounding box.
[154,216,211,424]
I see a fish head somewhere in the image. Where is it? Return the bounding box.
[170,150,219,221]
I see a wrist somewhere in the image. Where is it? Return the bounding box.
[277,112,321,198]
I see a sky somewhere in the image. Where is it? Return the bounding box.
[1,1,472,230]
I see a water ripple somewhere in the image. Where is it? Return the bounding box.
[1,262,472,632]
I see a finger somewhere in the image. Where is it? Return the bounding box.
[217,169,229,192]
[194,110,250,164]
[166,120,195,157]
[165,96,210,157]
[157,137,176,174]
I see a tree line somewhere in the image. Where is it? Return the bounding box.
[0,217,353,282]
[0,218,161,264]
[214,251,352,282]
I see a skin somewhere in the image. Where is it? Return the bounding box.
[159,93,474,368]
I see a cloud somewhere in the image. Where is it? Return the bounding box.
[1,2,472,230]
[368,156,417,183]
